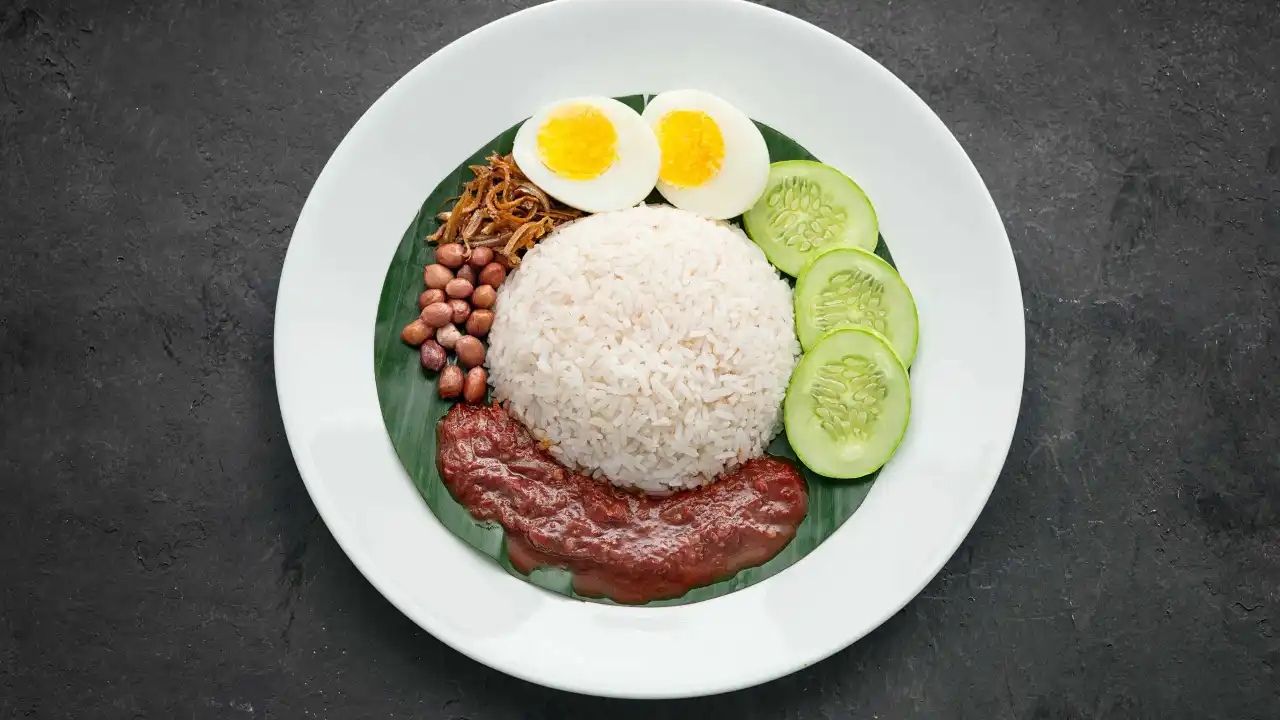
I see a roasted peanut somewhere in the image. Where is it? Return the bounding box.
[465,309,494,337]
[420,302,453,328]
[436,324,462,350]
[448,298,471,324]
[424,264,453,290]
[400,319,430,346]
[419,340,446,372]
[478,262,506,288]
[462,367,487,404]
[455,335,485,368]
[468,246,494,269]
[419,289,444,309]
[438,365,464,399]
[457,264,477,285]
[435,243,467,269]
[445,277,474,299]
[471,285,497,309]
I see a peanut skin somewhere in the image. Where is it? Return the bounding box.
[471,285,497,310]
[465,309,494,337]
[478,263,506,288]
[435,243,467,269]
[424,264,453,290]
[438,366,464,399]
[419,288,446,309]
[445,278,474,299]
[454,335,485,368]
[462,367,487,404]
[419,340,446,372]
[400,319,430,346]
[420,302,454,328]
[448,298,471,324]
[467,246,494,269]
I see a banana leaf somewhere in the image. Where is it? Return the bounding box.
[373,95,896,606]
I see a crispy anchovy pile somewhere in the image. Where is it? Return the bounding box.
[427,153,581,266]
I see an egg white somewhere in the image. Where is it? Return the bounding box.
[512,97,659,214]
[642,90,770,220]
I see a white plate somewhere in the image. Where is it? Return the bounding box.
[275,0,1024,699]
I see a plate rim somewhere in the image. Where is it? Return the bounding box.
[274,0,1025,698]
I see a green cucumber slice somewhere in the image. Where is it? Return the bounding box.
[742,161,878,276]
[794,248,919,366]
[784,328,910,479]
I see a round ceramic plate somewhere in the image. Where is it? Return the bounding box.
[275,0,1024,699]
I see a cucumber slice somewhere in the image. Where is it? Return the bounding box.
[794,248,919,366]
[743,161,878,276]
[785,328,910,479]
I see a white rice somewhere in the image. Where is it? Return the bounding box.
[486,204,799,493]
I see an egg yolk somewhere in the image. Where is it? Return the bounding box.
[536,104,618,180]
[656,110,724,188]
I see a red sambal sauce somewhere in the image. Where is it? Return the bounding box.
[436,403,808,604]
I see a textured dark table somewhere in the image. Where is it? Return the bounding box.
[2,0,1278,717]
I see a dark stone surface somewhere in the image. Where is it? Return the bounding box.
[1,0,1277,716]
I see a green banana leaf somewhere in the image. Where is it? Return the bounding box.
[374,95,896,606]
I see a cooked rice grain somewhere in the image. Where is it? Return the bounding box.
[487,205,799,493]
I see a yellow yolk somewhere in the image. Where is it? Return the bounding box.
[536,104,618,180]
[656,110,725,188]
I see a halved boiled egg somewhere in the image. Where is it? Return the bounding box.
[642,90,770,220]
[512,97,660,213]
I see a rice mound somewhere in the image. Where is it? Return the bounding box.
[487,204,799,493]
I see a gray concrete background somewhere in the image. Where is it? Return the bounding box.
[1,0,1277,717]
